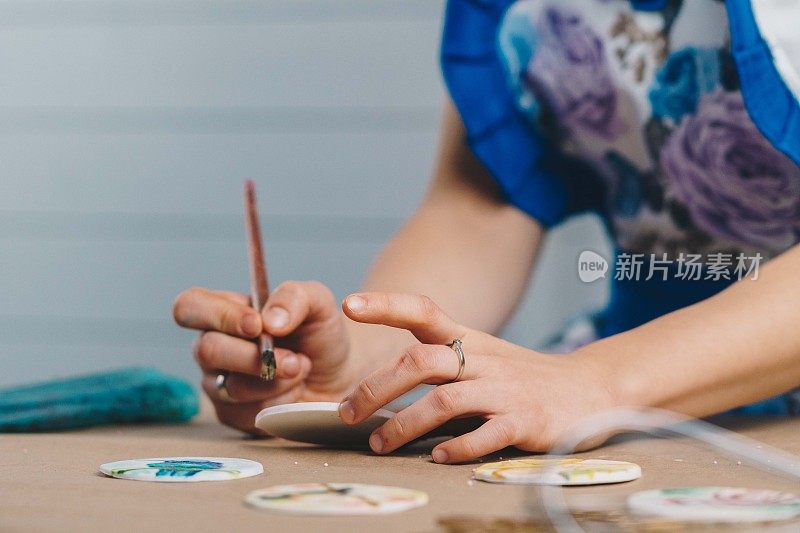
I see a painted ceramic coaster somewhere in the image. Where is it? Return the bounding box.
[100,457,263,482]
[627,487,800,523]
[245,483,428,515]
[254,402,394,447]
[473,458,641,486]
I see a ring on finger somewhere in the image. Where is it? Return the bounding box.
[446,339,466,383]
[215,372,235,403]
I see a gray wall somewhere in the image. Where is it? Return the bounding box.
[0,0,610,388]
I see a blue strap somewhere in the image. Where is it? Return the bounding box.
[441,0,573,227]
[727,0,800,165]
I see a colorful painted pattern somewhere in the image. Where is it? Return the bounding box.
[628,487,800,522]
[100,457,263,483]
[143,459,224,478]
[245,483,428,515]
[474,457,641,485]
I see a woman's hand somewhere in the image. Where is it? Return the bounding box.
[338,293,619,463]
[173,281,355,434]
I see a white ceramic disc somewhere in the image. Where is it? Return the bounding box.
[254,402,394,446]
[245,483,428,515]
[473,458,641,486]
[627,487,800,523]
[99,457,263,482]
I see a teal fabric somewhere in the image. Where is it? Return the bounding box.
[0,367,199,432]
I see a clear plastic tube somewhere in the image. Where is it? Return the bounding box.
[534,407,800,532]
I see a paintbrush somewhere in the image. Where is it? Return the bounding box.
[244,180,276,381]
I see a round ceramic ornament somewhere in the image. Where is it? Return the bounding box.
[473,457,641,486]
[99,457,263,482]
[245,483,428,515]
[254,402,394,446]
[627,487,800,523]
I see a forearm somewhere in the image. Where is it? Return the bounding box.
[348,192,540,370]
[581,244,800,416]
[345,102,543,376]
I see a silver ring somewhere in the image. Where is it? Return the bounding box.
[215,372,234,403]
[446,339,466,383]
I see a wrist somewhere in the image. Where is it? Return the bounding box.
[571,339,641,410]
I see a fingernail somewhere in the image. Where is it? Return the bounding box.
[339,400,355,424]
[265,307,289,330]
[432,449,448,463]
[346,295,365,312]
[281,353,300,377]
[242,313,261,336]
[369,433,384,454]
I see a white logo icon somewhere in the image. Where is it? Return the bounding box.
[578,251,608,283]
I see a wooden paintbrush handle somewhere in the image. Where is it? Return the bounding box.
[244,180,276,380]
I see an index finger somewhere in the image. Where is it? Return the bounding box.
[343,292,467,344]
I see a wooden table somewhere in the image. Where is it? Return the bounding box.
[3,404,800,532]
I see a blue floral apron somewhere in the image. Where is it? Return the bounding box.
[441,0,800,415]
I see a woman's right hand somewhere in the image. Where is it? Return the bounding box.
[173,281,355,434]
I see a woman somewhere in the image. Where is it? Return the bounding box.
[173,0,800,463]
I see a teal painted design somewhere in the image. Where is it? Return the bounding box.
[146,460,225,478]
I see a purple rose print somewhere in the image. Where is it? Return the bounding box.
[662,90,800,251]
[524,6,625,139]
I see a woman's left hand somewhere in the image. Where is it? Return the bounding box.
[338,292,619,463]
